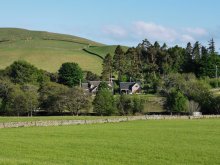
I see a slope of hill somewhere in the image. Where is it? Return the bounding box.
[0,28,102,46]
[0,28,123,74]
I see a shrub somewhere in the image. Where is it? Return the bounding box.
[132,96,144,114]
[166,89,188,114]
[161,73,215,114]
[206,78,220,88]
[117,94,133,115]
[117,95,144,115]
[93,84,115,116]
[93,89,115,116]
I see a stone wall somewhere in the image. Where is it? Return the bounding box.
[0,115,219,129]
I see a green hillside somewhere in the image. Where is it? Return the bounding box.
[0,28,124,74]
[0,28,102,46]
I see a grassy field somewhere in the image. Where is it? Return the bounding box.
[0,28,121,74]
[0,119,219,165]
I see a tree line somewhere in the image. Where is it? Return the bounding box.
[0,60,144,116]
[101,38,220,114]
[102,39,220,82]
[0,38,220,116]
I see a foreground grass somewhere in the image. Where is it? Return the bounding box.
[0,119,219,165]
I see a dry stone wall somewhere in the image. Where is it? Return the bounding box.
[0,115,219,129]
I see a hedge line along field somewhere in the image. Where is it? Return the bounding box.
[0,119,219,165]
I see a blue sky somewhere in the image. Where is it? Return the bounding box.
[0,0,220,50]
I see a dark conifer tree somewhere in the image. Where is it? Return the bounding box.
[125,48,142,80]
[192,41,201,63]
[183,42,193,72]
[113,45,126,81]
[201,46,208,57]
[101,53,113,81]
[208,38,215,54]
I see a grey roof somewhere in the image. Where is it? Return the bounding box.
[89,81,102,87]
[89,81,113,87]
[82,81,114,93]
[81,83,89,90]
[119,82,140,90]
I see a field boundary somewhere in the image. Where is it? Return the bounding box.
[82,48,104,59]
[0,115,220,129]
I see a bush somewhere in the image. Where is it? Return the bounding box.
[132,96,144,114]
[207,78,220,88]
[63,87,91,116]
[166,89,188,114]
[117,95,144,115]
[185,80,214,114]
[161,73,216,114]
[93,85,115,116]
[117,94,133,115]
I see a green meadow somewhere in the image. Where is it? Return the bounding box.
[0,119,219,165]
[0,28,122,75]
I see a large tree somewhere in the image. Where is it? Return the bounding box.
[208,38,215,54]
[166,89,188,115]
[5,60,47,85]
[38,82,68,111]
[64,87,91,116]
[113,45,126,81]
[6,84,39,116]
[58,62,83,87]
[138,40,160,78]
[117,95,144,115]
[192,41,201,63]
[101,53,113,81]
[0,78,16,114]
[125,48,142,80]
[93,82,115,116]
[21,84,39,116]
[183,42,193,72]
[167,46,185,73]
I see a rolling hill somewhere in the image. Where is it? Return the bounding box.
[0,28,127,74]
